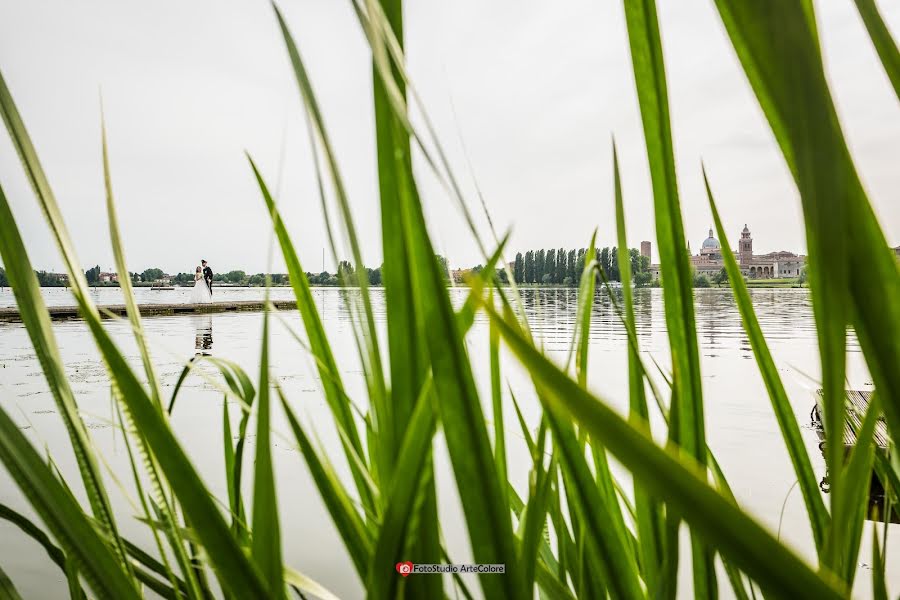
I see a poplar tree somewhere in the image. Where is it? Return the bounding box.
[536,249,545,284]
[541,248,556,283]
[514,252,524,283]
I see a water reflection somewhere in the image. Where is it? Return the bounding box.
[193,315,213,355]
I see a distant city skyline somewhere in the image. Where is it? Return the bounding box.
[1,1,899,275]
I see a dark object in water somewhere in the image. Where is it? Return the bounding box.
[811,389,897,523]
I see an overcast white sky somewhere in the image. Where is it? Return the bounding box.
[1,0,898,274]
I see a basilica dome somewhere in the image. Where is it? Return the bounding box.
[701,228,720,250]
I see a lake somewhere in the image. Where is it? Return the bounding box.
[0,286,885,598]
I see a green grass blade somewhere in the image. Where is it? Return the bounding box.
[284,566,341,600]
[280,390,373,579]
[871,526,888,600]
[369,0,424,484]
[366,377,436,600]
[251,307,284,597]
[481,298,846,599]
[545,408,643,600]
[248,154,374,515]
[519,450,559,595]
[837,394,880,584]
[0,564,22,600]
[704,168,829,552]
[396,179,525,599]
[534,559,576,600]
[100,106,162,409]
[613,140,665,594]
[621,1,713,592]
[852,0,900,101]
[0,406,139,599]
[710,0,900,575]
[0,182,133,578]
[489,291,508,499]
[271,2,388,462]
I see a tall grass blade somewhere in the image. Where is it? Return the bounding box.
[550,406,643,600]
[251,307,284,597]
[837,394,880,584]
[711,0,900,575]
[248,154,374,515]
[482,298,845,599]
[704,168,829,552]
[613,140,665,594]
[0,405,139,599]
[852,0,900,101]
[280,389,373,579]
[0,177,130,577]
[362,2,443,592]
[270,3,388,465]
[367,377,436,600]
[102,106,205,599]
[621,0,713,593]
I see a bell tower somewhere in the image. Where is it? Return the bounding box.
[738,224,753,265]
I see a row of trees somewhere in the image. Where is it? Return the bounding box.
[512,247,652,286]
[0,268,68,287]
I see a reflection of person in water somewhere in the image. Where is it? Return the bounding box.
[193,315,213,355]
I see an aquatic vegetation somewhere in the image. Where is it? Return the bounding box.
[0,0,898,598]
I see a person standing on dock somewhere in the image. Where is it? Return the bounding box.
[202,260,213,296]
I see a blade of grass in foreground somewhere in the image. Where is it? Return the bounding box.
[0,177,131,579]
[613,140,664,595]
[389,93,524,600]
[2,162,270,598]
[852,0,900,101]
[248,154,375,516]
[367,377,437,600]
[711,0,900,576]
[251,306,284,598]
[620,0,713,593]
[280,389,373,579]
[101,107,205,599]
[0,405,139,599]
[481,297,845,599]
[0,563,21,600]
[704,167,829,552]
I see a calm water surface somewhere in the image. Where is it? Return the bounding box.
[0,287,885,598]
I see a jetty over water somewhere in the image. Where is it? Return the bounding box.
[812,389,888,452]
[0,300,299,323]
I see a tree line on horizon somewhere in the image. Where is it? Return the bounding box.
[512,247,653,286]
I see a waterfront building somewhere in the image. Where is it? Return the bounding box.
[648,224,806,280]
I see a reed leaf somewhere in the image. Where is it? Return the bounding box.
[0,178,130,578]
[704,167,829,551]
[852,0,900,101]
[366,377,436,600]
[621,0,713,593]
[613,140,664,594]
[481,298,845,599]
[248,154,375,516]
[279,389,373,579]
[251,307,284,597]
[711,0,900,575]
[0,405,139,599]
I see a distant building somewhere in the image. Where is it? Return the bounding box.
[649,224,806,280]
[640,241,651,259]
[98,272,118,283]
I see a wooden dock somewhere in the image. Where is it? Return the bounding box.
[0,300,299,322]
[812,389,888,452]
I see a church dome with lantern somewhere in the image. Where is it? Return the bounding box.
[701,228,720,250]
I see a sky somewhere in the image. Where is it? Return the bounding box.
[1,0,899,275]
